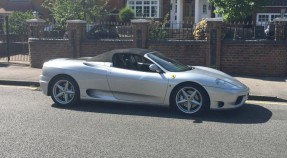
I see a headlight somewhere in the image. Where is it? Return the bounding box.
[215,79,240,90]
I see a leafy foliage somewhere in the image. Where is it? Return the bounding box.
[119,6,135,22]
[193,19,207,40]
[5,11,34,35]
[43,0,108,30]
[209,0,271,21]
[148,14,169,40]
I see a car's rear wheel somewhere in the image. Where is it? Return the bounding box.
[171,83,209,116]
[51,76,79,107]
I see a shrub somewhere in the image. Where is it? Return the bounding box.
[193,19,207,40]
[5,11,34,35]
[148,13,169,40]
[119,6,134,22]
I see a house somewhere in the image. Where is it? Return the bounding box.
[254,0,287,25]
[109,0,214,28]
[0,0,49,20]
[114,0,287,27]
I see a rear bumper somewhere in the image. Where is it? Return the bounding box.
[204,86,249,110]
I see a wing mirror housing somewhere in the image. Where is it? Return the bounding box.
[149,64,162,73]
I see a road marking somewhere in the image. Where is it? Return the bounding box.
[0,85,38,90]
[247,100,287,106]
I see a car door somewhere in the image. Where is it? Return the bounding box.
[107,54,169,104]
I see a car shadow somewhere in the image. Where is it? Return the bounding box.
[52,101,272,124]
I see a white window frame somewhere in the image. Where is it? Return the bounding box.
[257,13,287,25]
[127,0,162,18]
[202,4,207,14]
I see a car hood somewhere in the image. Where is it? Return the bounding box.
[174,66,247,89]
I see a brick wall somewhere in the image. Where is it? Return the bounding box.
[221,41,287,76]
[80,40,133,57]
[27,19,287,76]
[29,39,70,68]
[148,41,208,66]
[29,39,287,76]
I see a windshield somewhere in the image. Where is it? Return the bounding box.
[147,53,191,72]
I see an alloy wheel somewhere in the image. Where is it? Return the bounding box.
[52,80,75,105]
[175,87,203,114]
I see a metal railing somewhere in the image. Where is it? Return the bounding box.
[86,22,133,41]
[43,25,66,40]
[222,21,286,41]
[148,22,206,41]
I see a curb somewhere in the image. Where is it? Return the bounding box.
[0,80,39,87]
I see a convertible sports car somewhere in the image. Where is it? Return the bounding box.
[40,48,249,115]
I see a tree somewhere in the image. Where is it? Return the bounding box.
[209,0,271,21]
[43,0,108,29]
[119,6,134,22]
[6,11,34,35]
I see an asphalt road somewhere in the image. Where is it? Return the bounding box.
[1,85,287,158]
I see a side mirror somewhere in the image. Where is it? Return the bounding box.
[149,64,162,73]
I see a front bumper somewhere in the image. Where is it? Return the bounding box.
[39,75,50,96]
[204,86,249,110]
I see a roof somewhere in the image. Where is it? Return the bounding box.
[0,8,12,14]
[87,48,154,62]
[0,1,33,14]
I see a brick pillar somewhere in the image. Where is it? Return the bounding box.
[274,18,287,41]
[26,19,46,39]
[66,20,87,58]
[205,18,223,69]
[131,19,150,48]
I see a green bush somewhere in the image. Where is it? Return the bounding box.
[148,14,169,40]
[5,11,34,34]
[193,19,207,40]
[119,6,134,22]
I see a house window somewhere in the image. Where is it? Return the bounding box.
[271,14,281,21]
[258,14,269,23]
[127,0,161,18]
[202,4,207,14]
[257,13,287,25]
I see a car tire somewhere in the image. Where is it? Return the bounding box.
[50,76,80,107]
[171,83,209,116]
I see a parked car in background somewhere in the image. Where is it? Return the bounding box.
[87,24,119,39]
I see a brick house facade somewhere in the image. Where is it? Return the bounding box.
[254,0,287,25]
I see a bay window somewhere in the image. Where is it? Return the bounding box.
[127,0,162,18]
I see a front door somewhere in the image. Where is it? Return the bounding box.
[170,0,177,27]
[183,0,195,26]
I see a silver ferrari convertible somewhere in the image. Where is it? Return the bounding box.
[40,48,249,115]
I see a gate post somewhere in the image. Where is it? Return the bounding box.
[26,18,46,39]
[66,20,86,58]
[205,18,223,69]
[131,19,150,48]
[274,18,287,41]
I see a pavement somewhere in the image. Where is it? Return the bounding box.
[0,61,286,102]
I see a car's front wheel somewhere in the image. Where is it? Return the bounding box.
[171,83,209,116]
[51,76,80,107]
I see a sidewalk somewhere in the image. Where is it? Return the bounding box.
[0,61,286,102]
